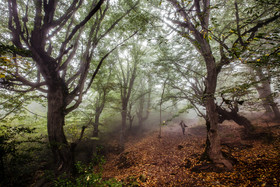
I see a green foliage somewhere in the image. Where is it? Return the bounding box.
[0,0,279,185]
[0,43,32,79]
[123,175,141,186]
[164,104,193,124]
[92,145,106,170]
[54,161,121,187]
[220,83,252,98]
[0,124,46,186]
[0,43,31,57]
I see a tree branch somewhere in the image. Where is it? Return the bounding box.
[8,0,24,49]
[234,13,280,48]
[65,31,138,114]
[59,0,105,57]
[234,1,244,46]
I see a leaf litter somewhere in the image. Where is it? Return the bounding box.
[102,121,280,186]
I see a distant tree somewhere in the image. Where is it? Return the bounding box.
[125,59,153,131]
[243,18,280,120]
[136,74,152,127]
[253,67,280,119]
[91,65,116,137]
[127,99,135,129]
[115,43,143,147]
[158,76,168,138]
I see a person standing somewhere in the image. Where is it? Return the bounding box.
[179,120,188,135]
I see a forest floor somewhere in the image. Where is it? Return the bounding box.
[101,118,280,186]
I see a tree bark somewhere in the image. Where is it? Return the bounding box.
[256,81,274,114]
[271,103,280,120]
[255,68,280,120]
[137,95,145,127]
[216,105,254,133]
[127,101,134,129]
[159,77,168,138]
[93,103,104,137]
[93,114,100,137]
[202,44,233,170]
[204,85,233,170]
[47,85,73,175]
[137,89,151,127]
[128,116,134,129]
[120,104,127,148]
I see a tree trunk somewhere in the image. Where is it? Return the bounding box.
[271,103,280,120]
[47,86,73,175]
[256,84,274,115]
[137,92,151,128]
[128,115,134,129]
[93,93,106,137]
[93,104,104,137]
[204,91,233,170]
[205,95,231,168]
[127,101,134,130]
[200,120,211,160]
[159,77,168,138]
[137,95,145,127]
[255,68,280,119]
[216,105,254,133]
[120,104,127,148]
[203,49,233,170]
[93,114,100,137]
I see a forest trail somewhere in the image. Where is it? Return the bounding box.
[101,119,280,186]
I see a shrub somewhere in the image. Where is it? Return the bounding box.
[54,161,121,187]
[0,124,46,186]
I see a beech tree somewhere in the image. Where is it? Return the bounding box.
[244,19,280,120]
[136,74,152,127]
[4,0,138,174]
[156,0,280,170]
[115,43,140,147]
[254,67,280,119]
[90,65,115,137]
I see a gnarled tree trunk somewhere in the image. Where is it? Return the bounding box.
[216,105,254,133]
[47,84,73,175]
[203,44,233,170]
[255,68,280,120]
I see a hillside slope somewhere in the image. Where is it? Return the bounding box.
[102,121,280,186]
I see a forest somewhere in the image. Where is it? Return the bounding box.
[0,0,279,186]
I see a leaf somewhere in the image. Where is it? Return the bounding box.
[90,137,100,140]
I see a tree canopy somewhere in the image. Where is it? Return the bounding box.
[0,0,280,185]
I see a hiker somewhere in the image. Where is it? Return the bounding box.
[179,120,188,135]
